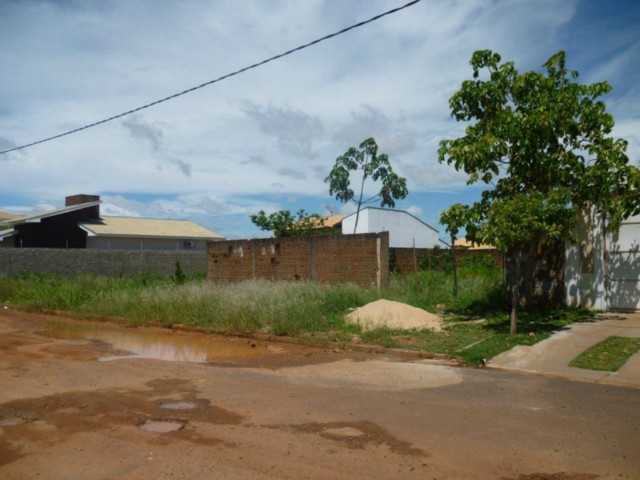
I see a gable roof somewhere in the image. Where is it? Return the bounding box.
[78,216,224,240]
[2,201,101,226]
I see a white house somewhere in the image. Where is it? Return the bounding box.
[341,207,442,249]
[565,208,640,311]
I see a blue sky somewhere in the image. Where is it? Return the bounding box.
[1,0,638,239]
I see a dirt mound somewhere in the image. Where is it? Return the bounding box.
[346,299,443,332]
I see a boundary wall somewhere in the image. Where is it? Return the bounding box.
[0,249,206,277]
[207,233,389,289]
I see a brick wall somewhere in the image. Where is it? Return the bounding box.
[207,233,389,289]
[390,247,505,275]
[0,249,206,277]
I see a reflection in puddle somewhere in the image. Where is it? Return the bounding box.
[161,401,198,410]
[41,320,265,363]
[140,420,185,433]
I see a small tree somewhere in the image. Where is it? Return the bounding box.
[250,209,326,238]
[439,50,640,334]
[325,137,408,233]
[439,203,470,297]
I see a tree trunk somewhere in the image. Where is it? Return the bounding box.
[451,235,458,297]
[353,173,368,234]
[509,248,521,335]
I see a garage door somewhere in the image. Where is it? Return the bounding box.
[607,213,640,310]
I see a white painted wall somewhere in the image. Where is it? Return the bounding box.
[87,236,207,251]
[565,208,640,311]
[342,208,440,248]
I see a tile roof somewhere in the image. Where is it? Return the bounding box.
[322,214,348,228]
[453,238,495,250]
[0,210,19,221]
[78,216,224,240]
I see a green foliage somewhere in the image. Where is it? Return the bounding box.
[438,49,640,332]
[459,254,498,274]
[419,245,453,273]
[250,209,326,238]
[439,49,639,243]
[173,261,186,285]
[325,137,408,232]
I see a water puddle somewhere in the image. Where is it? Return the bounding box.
[160,401,197,410]
[139,420,185,433]
[40,320,265,363]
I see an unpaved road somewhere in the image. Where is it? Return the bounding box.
[1,310,639,480]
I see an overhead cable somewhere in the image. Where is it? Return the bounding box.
[1,0,422,155]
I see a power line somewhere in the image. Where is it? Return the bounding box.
[1,0,422,155]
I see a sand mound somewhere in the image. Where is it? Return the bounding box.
[346,299,443,332]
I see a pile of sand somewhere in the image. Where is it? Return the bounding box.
[346,299,443,332]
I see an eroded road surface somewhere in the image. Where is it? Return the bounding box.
[1,310,639,479]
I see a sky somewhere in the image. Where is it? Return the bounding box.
[1,0,639,239]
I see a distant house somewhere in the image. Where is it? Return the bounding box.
[0,194,224,250]
[341,207,441,249]
[303,214,347,235]
[453,238,496,250]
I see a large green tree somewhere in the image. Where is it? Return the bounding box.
[325,137,408,233]
[439,50,640,334]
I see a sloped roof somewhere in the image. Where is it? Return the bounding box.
[2,201,101,226]
[0,210,19,221]
[78,216,224,240]
[322,214,348,228]
[453,238,495,250]
[304,214,347,228]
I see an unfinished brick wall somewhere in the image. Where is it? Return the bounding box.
[207,233,389,289]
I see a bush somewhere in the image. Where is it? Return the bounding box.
[459,253,499,275]
[419,245,453,273]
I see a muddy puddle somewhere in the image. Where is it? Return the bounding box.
[39,320,266,363]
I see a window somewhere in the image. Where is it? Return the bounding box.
[183,240,196,250]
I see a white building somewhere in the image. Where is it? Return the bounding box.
[565,208,640,311]
[341,207,442,249]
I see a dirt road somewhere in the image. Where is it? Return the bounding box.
[1,310,638,479]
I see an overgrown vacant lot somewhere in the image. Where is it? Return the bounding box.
[0,264,592,365]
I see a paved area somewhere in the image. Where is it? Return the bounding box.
[489,312,640,388]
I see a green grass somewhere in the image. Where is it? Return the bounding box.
[569,336,640,371]
[0,267,593,366]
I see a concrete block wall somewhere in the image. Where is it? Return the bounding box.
[207,233,389,289]
[0,249,206,277]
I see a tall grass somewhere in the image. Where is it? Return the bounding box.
[0,269,593,365]
[0,274,380,336]
[0,268,502,336]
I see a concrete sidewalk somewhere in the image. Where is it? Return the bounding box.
[488,312,640,388]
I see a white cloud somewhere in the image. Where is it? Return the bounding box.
[0,0,637,238]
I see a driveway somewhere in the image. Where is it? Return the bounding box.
[488,312,640,388]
